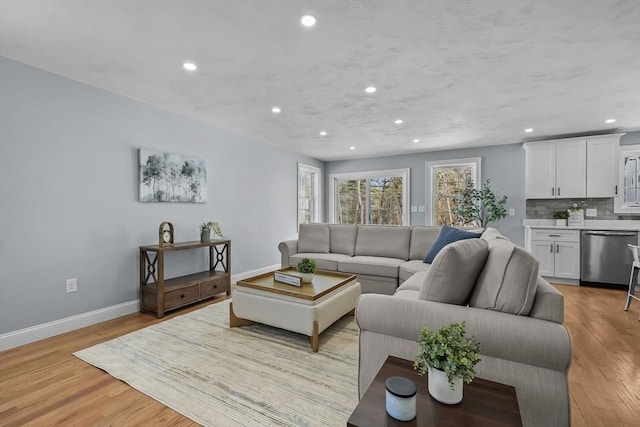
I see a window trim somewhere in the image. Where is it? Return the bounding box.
[297,163,322,226]
[425,158,481,226]
[328,168,410,225]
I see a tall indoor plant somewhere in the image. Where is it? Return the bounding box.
[453,176,508,228]
[413,322,481,404]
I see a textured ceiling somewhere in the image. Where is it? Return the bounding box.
[1,0,639,161]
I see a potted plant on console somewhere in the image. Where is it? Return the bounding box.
[296,258,317,283]
[413,322,481,404]
[200,221,224,242]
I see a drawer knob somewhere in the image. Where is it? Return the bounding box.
[180,293,185,299]
[213,284,217,289]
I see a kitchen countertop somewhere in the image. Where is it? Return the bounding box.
[522,219,640,230]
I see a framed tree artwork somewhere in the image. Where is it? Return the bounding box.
[139,148,207,203]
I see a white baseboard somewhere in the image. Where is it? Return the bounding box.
[231,264,280,284]
[0,264,281,352]
[0,300,139,352]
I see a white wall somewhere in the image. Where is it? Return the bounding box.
[0,57,322,335]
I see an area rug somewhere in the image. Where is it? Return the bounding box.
[74,300,359,426]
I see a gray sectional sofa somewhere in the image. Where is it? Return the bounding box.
[279,223,572,427]
[278,223,445,294]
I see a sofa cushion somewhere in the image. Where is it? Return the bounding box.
[418,238,489,304]
[399,260,431,282]
[355,225,411,260]
[481,227,510,243]
[408,226,441,260]
[423,225,482,264]
[396,271,428,292]
[339,256,405,278]
[289,253,352,271]
[469,240,539,315]
[330,224,358,256]
[298,223,330,253]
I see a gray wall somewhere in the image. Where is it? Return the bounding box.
[325,144,526,246]
[0,57,322,334]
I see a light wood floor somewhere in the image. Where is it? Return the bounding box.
[1,287,638,426]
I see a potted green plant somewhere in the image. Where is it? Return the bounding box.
[296,258,317,283]
[200,221,224,242]
[553,210,570,226]
[413,322,481,404]
[452,177,508,228]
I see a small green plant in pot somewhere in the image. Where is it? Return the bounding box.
[553,211,569,226]
[296,258,317,283]
[413,322,481,404]
[200,221,224,242]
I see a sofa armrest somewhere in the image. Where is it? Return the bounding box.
[356,294,572,373]
[529,277,564,324]
[278,240,298,268]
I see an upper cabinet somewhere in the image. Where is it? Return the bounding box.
[524,139,586,199]
[586,135,619,197]
[524,133,624,200]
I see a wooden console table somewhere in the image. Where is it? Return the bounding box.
[139,240,231,318]
[348,356,522,427]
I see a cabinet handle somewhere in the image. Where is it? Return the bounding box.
[615,185,618,195]
[557,187,560,196]
[550,244,554,253]
[551,187,554,196]
[180,293,185,299]
[548,234,561,237]
[556,244,560,253]
[213,284,217,289]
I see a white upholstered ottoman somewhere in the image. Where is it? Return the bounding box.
[230,269,361,352]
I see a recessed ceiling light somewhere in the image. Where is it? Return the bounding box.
[365,86,377,94]
[349,146,356,150]
[271,106,281,114]
[394,119,404,125]
[300,15,317,27]
[605,118,616,124]
[525,128,534,133]
[183,62,197,71]
[413,139,420,143]
[319,131,327,137]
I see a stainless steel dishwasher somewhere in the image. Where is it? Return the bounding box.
[580,230,639,287]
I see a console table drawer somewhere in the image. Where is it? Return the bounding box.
[200,277,229,298]
[165,285,199,309]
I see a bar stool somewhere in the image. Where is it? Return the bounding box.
[626,244,640,320]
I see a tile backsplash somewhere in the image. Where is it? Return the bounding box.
[525,198,640,220]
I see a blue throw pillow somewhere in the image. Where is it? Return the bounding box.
[423,225,482,264]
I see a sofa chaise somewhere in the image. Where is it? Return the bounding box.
[356,228,572,427]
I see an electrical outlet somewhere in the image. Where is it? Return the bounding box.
[586,208,597,217]
[411,205,418,213]
[205,252,210,266]
[418,206,425,212]
[66,278,77,293]
[508,208,516,216]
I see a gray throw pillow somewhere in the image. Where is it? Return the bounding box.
[418,238,489,305]
[469,241,539,315]
[298,223,330,253]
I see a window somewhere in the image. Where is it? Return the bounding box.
[426,158,481,225]
[329,169,410,225]
[298,163,321,225]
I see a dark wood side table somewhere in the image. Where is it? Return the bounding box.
[347,356,522,427]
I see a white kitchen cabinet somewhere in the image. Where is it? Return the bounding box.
[524,140,586,199]
[587,136,619,197]
[527,229,581,280]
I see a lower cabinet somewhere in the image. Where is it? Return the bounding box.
[527,229,580,280]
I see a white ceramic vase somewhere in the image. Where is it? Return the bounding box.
[428,367,463,404]
[301,273,314,283]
